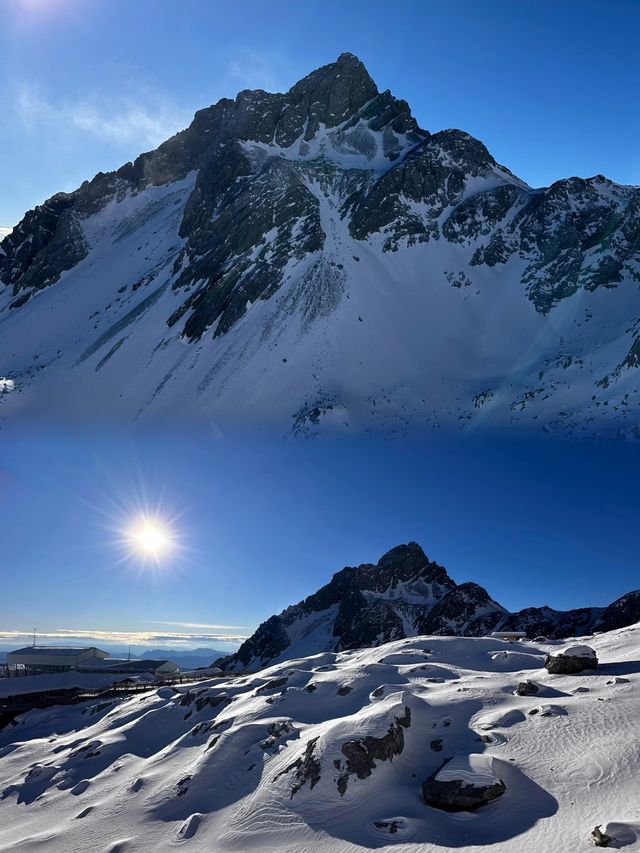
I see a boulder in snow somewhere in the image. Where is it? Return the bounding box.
[422,753,506,811]
[515,680,540,696]
[545,645,598,674]
[592,824,613,847]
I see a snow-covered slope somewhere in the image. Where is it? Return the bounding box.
[1,624,638,851]
[1,53,639,436]
[215,542,640,672]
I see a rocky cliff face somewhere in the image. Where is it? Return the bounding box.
[1,54,639,434]
[214,542,640,671]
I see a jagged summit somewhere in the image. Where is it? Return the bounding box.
[1,55,639,433]
[214,544,640,671]
[285,52,379,131]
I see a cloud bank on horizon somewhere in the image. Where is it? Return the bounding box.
[0,627,250,649]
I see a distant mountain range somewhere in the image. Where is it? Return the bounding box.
[1,53,639,435]
[214,542,640,670]
[139,648,229,670]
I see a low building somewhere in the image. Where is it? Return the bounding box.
[6,646,109,674]
[76,658,179,677]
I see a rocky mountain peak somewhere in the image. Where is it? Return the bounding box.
[1,55,639,433]
[214,544,640,672]
[286,52,379,132]
[377,541,428,570]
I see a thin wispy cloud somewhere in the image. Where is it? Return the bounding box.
[224,49,283,93]
[14,83,192,150]
[147,620,252,630]
[0,628,250,646]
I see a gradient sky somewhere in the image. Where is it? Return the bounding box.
[0,430,638,649]
[1,0,639,227]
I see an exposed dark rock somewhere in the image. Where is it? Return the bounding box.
[515,681,539,696]
[259,720,295,751]
[374,819,404,834]
[545,647,598,674]
[415,582,506,636]
[500,606,604,640]
[592,825,613,847]
[337,707,410,795]
[422,757,506,812]
[273,737,321,798]
[256,676,288,694]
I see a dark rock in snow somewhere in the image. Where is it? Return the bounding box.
[592,824,613,847]
[515,681,540,696]
[545,646,598,674]
[337,706,411,795]
[273,737,321,798]
[422,754,506,812]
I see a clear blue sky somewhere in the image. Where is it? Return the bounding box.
[1,0,639,228]
[0,430,638,649]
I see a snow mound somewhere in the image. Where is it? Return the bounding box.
[562,644,597,658]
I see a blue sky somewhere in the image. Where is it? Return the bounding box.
[1,0,639,228]
[0,430,638,649]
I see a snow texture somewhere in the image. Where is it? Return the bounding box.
[1,624,639,851]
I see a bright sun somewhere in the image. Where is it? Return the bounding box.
[126,517,175,562]
[132,522,171,554]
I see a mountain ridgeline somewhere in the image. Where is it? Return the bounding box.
[214,542,640,671]
[1,53,639,434]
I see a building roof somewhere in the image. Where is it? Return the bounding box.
[8,646,106,656]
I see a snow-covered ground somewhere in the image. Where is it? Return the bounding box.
[1,624,638,851]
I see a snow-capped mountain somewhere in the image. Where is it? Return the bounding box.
[1,625,639,851]
[1,53,639,435]
[215,542,640,671]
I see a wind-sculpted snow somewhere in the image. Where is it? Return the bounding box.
[1,53,639,434]
[1,626,639,851]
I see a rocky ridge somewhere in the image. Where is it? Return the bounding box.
[215,542,640,671]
